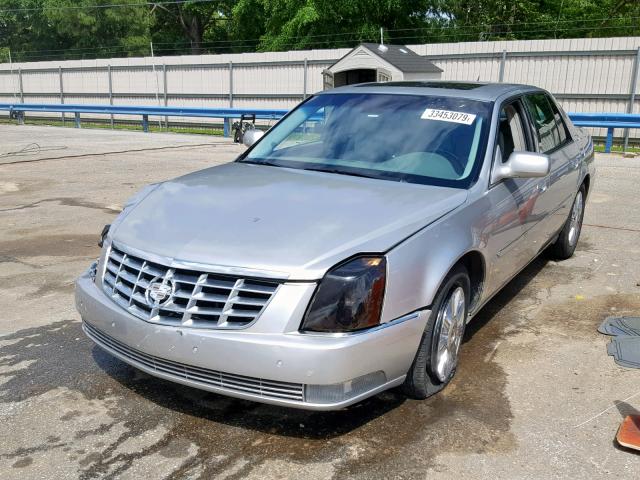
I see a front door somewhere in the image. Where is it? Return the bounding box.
[485,99,543,290]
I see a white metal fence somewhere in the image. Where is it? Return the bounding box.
[1,36,639,139]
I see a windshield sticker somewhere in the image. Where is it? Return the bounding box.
[421,108,477,125]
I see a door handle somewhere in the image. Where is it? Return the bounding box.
[537,181,548,193]
[573,155,582,168]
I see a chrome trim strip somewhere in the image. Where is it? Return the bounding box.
[83,322,305,402]
[294,311,422,338]
[112,240,291,281]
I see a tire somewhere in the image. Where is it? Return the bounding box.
[549,184,586,260]
[401,264,470,400]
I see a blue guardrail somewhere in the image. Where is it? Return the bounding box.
[0,103,289,137]
[0,102,638,152]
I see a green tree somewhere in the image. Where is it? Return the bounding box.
[0,0,638,61]
[232,0,445,51]
[0,0,151,61]
[151,0,234,55]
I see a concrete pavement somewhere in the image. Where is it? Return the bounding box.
[1,124,639,479]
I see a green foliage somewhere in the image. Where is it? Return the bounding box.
[0,46,10,62]
[0,0,638,61]
[150,0,234,55]
[0,0,151,60]
[232,0,444,50]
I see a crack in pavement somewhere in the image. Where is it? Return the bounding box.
[0,197,121,214]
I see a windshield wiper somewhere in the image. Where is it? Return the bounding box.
[238,159,282,167]
[300,166,378,179]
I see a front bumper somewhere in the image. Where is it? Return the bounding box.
[75,270,429,410]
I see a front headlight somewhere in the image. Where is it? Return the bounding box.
[301,256,386,333]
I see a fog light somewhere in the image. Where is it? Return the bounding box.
[305,371,386,404]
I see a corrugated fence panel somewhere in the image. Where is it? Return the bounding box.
[2,38,640,139]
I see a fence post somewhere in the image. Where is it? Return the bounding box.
[142,114,149,133]
[18,68,24,103]
[17,68,24,122]
[74,112,81,129]
[623,47,640,152]
[498,50,506,82]
[163,64,168,129]
[229,61,233,108]
[59,66,65,125]
[108,64,114,128]
[303,58,308,99]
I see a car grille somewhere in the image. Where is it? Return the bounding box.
[84,322,305,402]
[102,244,280,329]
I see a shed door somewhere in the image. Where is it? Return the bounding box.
[377,68,392,82]
[322,70,334,90]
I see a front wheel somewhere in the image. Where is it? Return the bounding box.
[549,185,585,260]
[401,265,470,399]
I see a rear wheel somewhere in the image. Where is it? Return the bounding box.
[549,185,585,260]
[402,265,470,399]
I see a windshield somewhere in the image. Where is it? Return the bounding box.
[240,93,493,188]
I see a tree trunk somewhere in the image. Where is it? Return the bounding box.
[176,8,205,54]
[188,16,204,54]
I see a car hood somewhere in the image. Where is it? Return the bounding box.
[112,162,467,280]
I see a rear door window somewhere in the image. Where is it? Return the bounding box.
[548,98,571,145]
[524,93,569,153]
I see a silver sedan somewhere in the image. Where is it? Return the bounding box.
[75,82,594,410]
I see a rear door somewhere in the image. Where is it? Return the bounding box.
[523,93,580,241]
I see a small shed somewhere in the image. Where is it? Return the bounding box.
[323,43,443,89]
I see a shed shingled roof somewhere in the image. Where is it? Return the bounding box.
[359,43,443,73]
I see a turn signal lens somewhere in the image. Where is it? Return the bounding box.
[301,256,386,333]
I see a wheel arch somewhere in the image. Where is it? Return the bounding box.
[453,250,486,312]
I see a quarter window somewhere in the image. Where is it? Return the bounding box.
[524,93,569,153]
[549,99,571,145]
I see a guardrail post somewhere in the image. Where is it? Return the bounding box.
[223,118,231,137]
[624,47,640,151]
[142,114,149,133]
[74,112,81,129]
[605,127,614,153]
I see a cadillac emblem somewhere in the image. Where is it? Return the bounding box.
[145,276,175,307]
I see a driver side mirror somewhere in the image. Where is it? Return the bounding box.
[491,151,550,184]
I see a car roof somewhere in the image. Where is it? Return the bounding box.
[319,81,541,102]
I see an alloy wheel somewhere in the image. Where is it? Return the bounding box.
[434,286,466,382]
[568,191,584,247]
